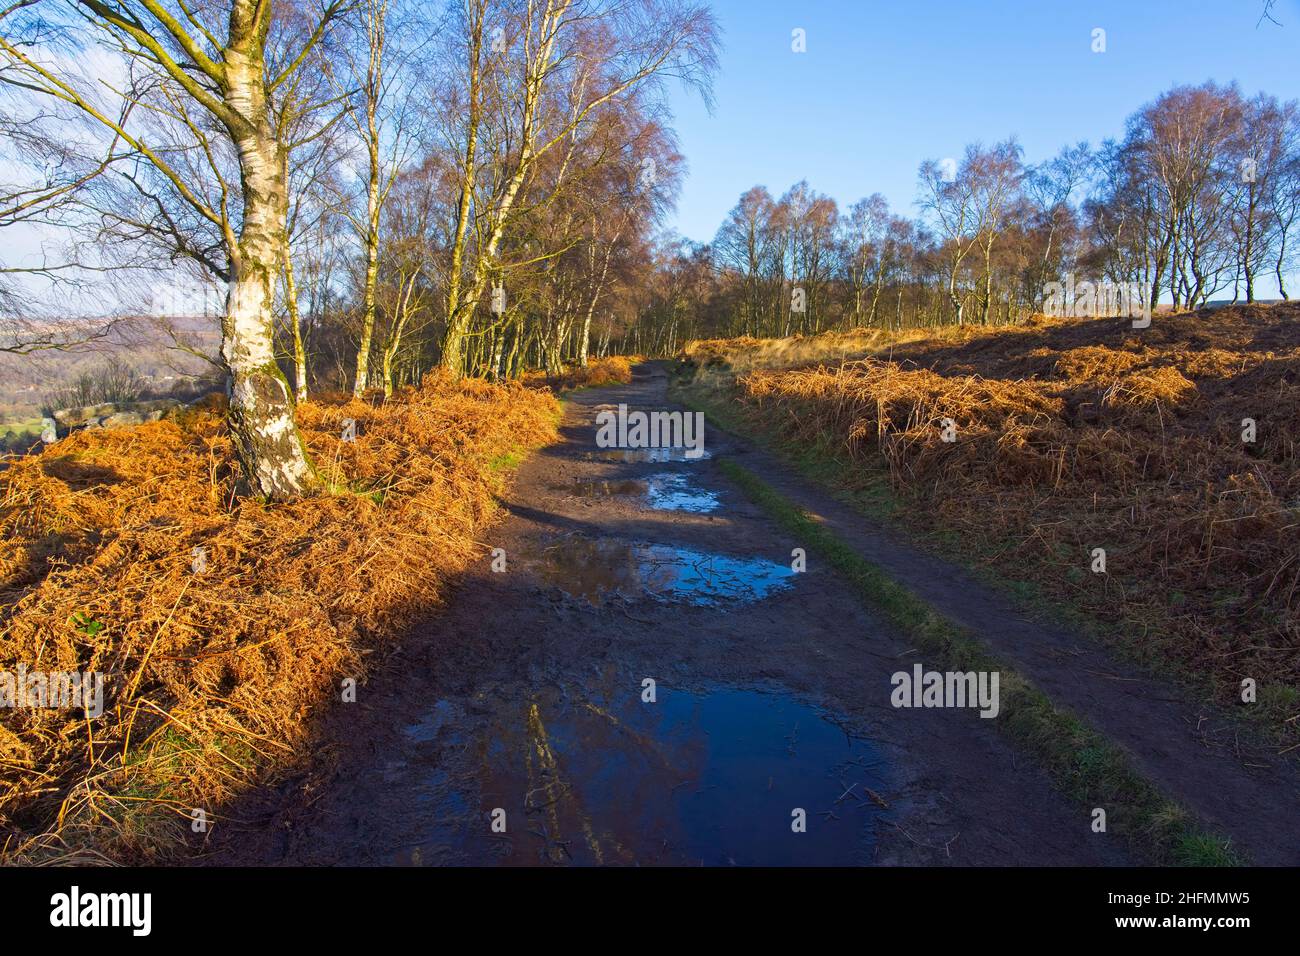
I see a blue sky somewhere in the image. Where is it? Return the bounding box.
[664,0,1300,245]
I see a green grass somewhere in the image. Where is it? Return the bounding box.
[0,417,45,435]
[488,449,524,472]
[717,455,1241,866]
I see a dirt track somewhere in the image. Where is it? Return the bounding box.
[207,364,1144,866]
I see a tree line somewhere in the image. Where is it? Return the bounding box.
[621,81,1300,352]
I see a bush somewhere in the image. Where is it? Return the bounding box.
[43,358,145,412]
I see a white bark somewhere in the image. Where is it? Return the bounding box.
[221,48,315,498]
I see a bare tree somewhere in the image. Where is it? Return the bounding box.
[436,0,718,375]
[1024,142,1091,308]
[322,0,428,396]
[0,0,354,498]
[1265,105,1300,299]
[714,186,776,336]
[919,145,996,326]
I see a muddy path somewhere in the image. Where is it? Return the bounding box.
[207,364,1127,866]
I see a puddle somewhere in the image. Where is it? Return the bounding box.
[399,685,886,866]
[534,535,794,606]
[569,478,649,498]
[566,474,719,513]
[405,699,457,744]
[587,447,712,463]
[646,473,719,513]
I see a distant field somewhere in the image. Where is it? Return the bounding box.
[0,417,43,435]
[0,314,218,418]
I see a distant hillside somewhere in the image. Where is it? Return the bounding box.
[0,314,220,423]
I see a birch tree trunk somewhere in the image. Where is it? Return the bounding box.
[948,272,965,326]
[282,247,308,402]
[223,44,316,499]
[577,226,617,367]
[351,38,385,398]
[381,272,417,397]
[439,1,486,377]
[354,192,380,397]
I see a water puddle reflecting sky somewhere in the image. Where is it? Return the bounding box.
[397,685,887,866]
[645,472,719,513]
[566,473,719,513]
[534,535,794,606]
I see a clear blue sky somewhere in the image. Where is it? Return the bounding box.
[665,0,1300,245]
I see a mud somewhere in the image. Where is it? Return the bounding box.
[205,364,1128,867]
[568,478,649,498]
